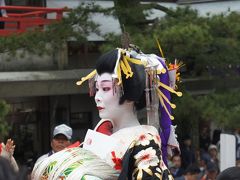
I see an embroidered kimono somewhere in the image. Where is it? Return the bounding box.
[32,123,173,180]
[87,120,173,179]
[108,125,173,180]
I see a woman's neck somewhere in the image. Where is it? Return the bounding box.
[112,111,140,133]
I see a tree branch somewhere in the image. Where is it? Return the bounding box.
[142,3,177,18]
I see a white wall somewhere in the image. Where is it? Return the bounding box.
[46,0,121,41]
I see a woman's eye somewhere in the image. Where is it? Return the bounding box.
[95,87,99,92]
[103,87,111,91]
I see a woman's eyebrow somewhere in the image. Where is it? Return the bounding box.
[100,79,112,83]
[96,80,113,87]
[99,80,112,85]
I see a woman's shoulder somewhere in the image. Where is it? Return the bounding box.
[129,125,160,139]
[114,125,158,135]
[139,125,159,134]
[115,125,161,147]
[132,125,161,147]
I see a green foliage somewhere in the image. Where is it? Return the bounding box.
[100,3,240,130]
[173,89,240,132]
[0,2,103,56]
[157,23,211,59]
[102,5,240,77]
[172,91,200,137]
[0,100,10,140]
[1,3,240,76]
[203,90,240,129]
[101,0,179,52]
[153,8,240,76]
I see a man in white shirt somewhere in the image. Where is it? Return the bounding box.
[35,124,72,164]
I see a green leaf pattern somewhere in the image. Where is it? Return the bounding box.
[63,160,84,177]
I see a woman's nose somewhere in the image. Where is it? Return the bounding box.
[95,91,101,102]
[95,97,100,102]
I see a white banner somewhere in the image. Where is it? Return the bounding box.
[220,133,236,171]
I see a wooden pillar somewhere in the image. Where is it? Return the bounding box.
[57,42,68,70]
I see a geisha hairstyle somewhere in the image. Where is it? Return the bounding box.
[96,49,146,110]
[77,45,182,165]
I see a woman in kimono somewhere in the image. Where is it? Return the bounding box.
[32,46,181,179]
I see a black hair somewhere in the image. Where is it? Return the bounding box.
[217,166,240,180]
[184,164,200,175]
[217,167,240,180]
[96,49,146,110]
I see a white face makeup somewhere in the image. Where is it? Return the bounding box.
[94,73,122,120]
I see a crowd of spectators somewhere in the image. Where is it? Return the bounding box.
[168,127,240,180]
[168,136,220,180]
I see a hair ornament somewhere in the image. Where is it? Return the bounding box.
[168,59,184,90]
[76,69,96,86]
[76,47,182,121]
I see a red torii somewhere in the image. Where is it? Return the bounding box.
[0,6,70,36]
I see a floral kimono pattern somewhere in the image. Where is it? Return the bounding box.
[32,125,173,179]
[118,133,173,180]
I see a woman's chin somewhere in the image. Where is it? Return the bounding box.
[99,113,109,120]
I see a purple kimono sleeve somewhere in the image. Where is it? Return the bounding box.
[158,59,172,166]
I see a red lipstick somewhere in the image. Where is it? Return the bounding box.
[97,107,104,110]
